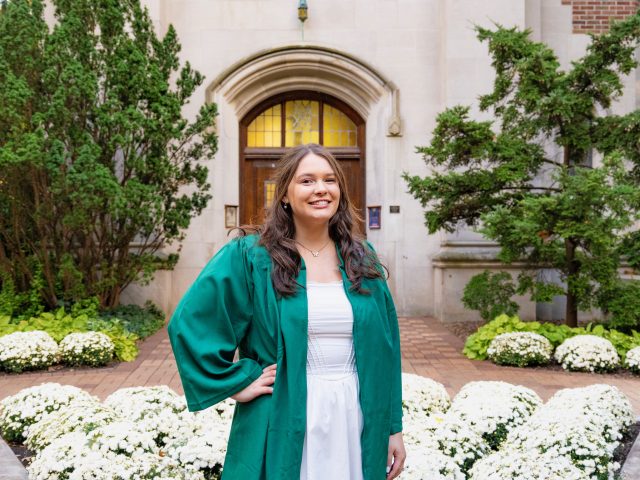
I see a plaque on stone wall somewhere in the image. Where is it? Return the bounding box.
[225,205,238,228]
[368,206,381,229]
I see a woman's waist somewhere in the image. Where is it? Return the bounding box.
[306,364,358,377]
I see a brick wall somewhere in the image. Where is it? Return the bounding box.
[561,0,639,34]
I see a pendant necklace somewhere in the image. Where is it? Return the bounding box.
[295,239,331,257]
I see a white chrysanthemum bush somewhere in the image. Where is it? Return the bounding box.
[0,331,59,373]
[0,383,96,442]
[0,383,232,480]
[625,346,640,373]
[554,335,620,372]
[401,372,451,420]
[104,385,199,447]
[402,444,465,480]
[487,332,553,367]
[24,400,122,451]
[501,384,634,479]
[27,430,184,480]
[469,448,590,480]
[3,379,635,480]
[445,381,542,450]
[59,331,115,367]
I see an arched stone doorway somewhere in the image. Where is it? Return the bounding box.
[239,91,366,230]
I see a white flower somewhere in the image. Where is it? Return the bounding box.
[487,331,553,367]
[402,444,465,480]
[0,331,59,373]
[59,332,115,367]
[469,448,590,479]
[624,346,640,373]
[165,422,229,477]
[554,335,619,372]
[403,413,490,473]
[401,373,451,420]
[27,431,183,480]
[504,384,634,478]
[105,386,197,446]
[447,381,542,449]
[0,383,97,442]
[25,400,122,451]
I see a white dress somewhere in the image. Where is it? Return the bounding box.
[300,280,364,480]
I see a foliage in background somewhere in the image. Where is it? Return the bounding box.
[98,301,165,339]
[462,271,520,321]
[0,0,217,310]
[597,280,640,331]
[0,308,138,361]
[463,314,640,363]
[404,12,640,327]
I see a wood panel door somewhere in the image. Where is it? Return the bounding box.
[239,92,366,233]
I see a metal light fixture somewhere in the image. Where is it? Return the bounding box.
[298,0,308,23]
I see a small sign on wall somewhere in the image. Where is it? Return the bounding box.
[225,205,238,228]
[367,206,381,229]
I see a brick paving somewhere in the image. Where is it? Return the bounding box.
[1,317,639,414]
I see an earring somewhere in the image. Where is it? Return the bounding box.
[282,202,289,210]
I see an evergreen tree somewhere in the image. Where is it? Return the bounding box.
[404,12,640,327]
[0,0,217,309]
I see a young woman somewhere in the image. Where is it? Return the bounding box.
[168,143,405,480]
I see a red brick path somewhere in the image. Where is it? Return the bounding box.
[1,317,639,413]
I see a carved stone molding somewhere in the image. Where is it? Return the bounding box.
[206,44,402,136]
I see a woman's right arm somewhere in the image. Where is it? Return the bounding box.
[168,238,266,411]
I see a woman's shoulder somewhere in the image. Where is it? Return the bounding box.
[229,233,271,267]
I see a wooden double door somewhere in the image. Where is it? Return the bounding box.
[239,92,366,232]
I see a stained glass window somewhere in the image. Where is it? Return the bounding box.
[323,104,357,147]
[285,100,320,146]
[247,105,282,147]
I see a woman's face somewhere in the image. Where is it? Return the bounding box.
[283,152,341,227]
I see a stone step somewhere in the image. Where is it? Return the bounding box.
[621,417,640,480]
[0,437,27,480]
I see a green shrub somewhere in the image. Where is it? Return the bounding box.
[98,301,165,339]
[86,318,139,362]
[462,271,520,321]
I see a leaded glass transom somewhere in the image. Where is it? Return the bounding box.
[245,98,358,148]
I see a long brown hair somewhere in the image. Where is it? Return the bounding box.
[235,143,385,297]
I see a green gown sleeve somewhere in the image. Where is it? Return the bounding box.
[167,237,264,411]
[365,241,403,435]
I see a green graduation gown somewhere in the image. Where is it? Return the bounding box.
[168,234,403,480]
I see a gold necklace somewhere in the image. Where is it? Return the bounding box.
[295,239,331,257]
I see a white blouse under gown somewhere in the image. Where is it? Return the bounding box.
[299,280,364,480]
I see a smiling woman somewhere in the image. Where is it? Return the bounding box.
[168,143,406,480]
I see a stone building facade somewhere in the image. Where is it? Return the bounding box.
[120,0,640,322]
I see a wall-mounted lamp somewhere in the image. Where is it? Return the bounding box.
[298,0,308,23]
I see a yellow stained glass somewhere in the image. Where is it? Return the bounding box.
[285,100,320,146]
[323,104,357,147]
[264,180,276,209]
[247,105,282,147]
